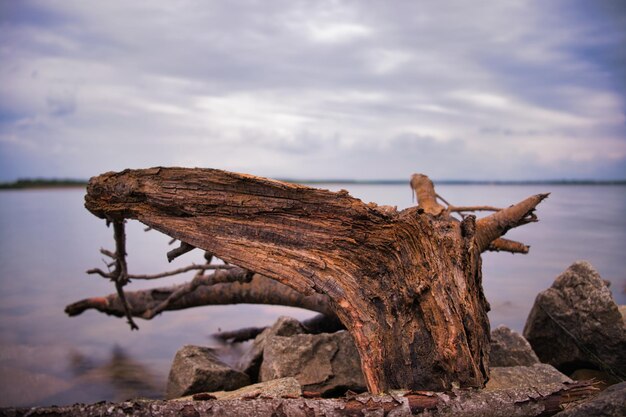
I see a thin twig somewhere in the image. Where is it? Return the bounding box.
[448,205,502,213]
[129,264,237,280]
[143,267,253,319]
[435,193,452,207]
[100,248,117,259]
[88,267,114,278]
[86,221,237,328]
[89,263,235,280]
[436,194,501,220]
[112,221,139,330]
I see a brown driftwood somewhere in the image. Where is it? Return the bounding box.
[1,381,596,417]
[66,272,334,319]
[214,313,345,343]
[76,167,547,393]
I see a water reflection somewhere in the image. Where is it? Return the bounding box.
[67,346,162,402]
[0,345,162,407]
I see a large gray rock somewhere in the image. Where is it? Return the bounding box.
[523,261,626,378]
[490,325,539,367]
[167,345,250,399]
[486,364,571,390]
[236,316,305,381]
[553,381,626,417]
[260,330,366,395]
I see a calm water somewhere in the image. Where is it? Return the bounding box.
[0,184,625,406]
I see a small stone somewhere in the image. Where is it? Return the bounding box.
[490,325,539,367]
[190,377,302,401]
[166,345,250,399]
[260,330,366,395]
[486,364,571,390]
[236,316,305,381]
[523,261,626,378]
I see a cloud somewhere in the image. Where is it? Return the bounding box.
[46,87,76,117]
[0,0,625,181]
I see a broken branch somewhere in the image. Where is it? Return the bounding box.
[410,174,445,215]
[65,273,334,320]
[167,241,196,262]
[475,193,549,252]
[214,313,344,343]
[488,238,530,254]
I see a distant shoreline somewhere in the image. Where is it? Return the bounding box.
[2,177,625,190]
[0,179,88,190]
[290,179,626,186]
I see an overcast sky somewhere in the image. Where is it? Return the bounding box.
[1,0,625,181]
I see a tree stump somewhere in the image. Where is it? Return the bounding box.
[83,167,547,394]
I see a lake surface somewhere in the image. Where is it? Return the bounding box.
[1,184,625,406]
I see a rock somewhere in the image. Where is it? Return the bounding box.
[236,316,305,381]
[553,381,626,417]
[260,330,366,395]
[486,364,571,390]
[166,345,250,399]
[619,305,626,323]
[489,325,539,367]
[179,377,302,401]
[523,261,626,378]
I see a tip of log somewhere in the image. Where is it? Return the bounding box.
[475,192,550,253]
[410,173,445,216]
[65,297,110,317]
[487,238,530,254]
[537,192,550,201]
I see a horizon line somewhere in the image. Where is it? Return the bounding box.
[2,177,626,189]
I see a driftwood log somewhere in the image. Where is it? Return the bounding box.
[1,382,596,417]
[66,272,335,320]
[72,168,547,394]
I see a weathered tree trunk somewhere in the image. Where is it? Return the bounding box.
[84,168,546,393]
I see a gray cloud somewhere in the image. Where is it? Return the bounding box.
[0,0,625,181]
[46,87,76,117]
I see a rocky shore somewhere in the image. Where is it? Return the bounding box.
[2,261,624,416]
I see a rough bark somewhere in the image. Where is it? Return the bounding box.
[81,167,546,393]
[0,382,596,417]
